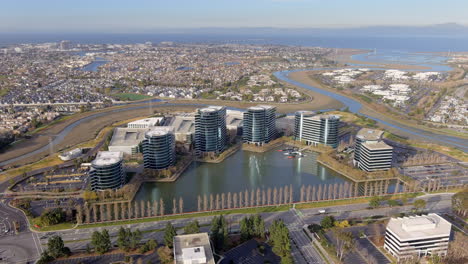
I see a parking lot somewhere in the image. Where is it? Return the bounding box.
[401,163,468,188]
[13,167,89,193]
[30,198,82,217]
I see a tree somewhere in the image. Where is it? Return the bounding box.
[388,199,400,207]
[39,208,66,226]
[157,246,174,264]
[369,196,381,208]
[91,229,111,254]
[240,216,253,242]
[269,219,292,263]
[139,239,158,254]
[253,214,266,239]
[164,222,177,248]
[210,215,228,251]
[47,235,70,259]
[83,190,98,201]
[320,216,335,229]
[184,220,200,234]
[334,220,350,228]
[129,229,142,249]
[452,189,468,217]
[37,251,54,264]
[413,199,427,212]
[445,232,468,264]
[333,229,354,261]
[117,227,131,251]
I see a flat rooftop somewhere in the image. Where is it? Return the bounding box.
[109,127,148,147]
[127,117,163,126]
[296,110,315,116]
[167,114,195,134]
[386,213,451,241]
[92,151,123,167]
[249,105,276,111]
[226,110,243,128]
[304,114,340,121]
[199,105,225,113]
[145,126,174,137]
[357,128,384,141]
[362,141,393,151]
[174,233,215,264]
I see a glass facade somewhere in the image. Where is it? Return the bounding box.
[142,128,176,170]
[243,105,276,145]
[194,106,227,154]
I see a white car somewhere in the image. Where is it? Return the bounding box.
[318,209,326,214]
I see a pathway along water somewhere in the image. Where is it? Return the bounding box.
[273,69,468,152]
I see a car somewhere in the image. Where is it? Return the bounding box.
[318,209,326,214]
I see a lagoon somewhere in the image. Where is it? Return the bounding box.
[134,147,347,212]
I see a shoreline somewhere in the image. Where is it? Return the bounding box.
[286,71,468,150]
[332,48,432,70]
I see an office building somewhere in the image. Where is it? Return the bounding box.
[243,105,276,145]
[195,106,227,154]
[174,233,215,264]
[166,114,195,143]
[90,151,125,191]
[294,111,339,148]
[354,128,393,171]
[58,148,82,161]
[108,127,148,155]
[127,117,164,129]
[384,214,451,261]
[142,127,175,170]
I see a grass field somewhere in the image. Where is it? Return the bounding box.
[113,93,152,101]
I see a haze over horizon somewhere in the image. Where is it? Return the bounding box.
[2,0,468,33]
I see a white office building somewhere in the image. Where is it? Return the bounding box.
[127,117,164,129]
[174,233,215,264]
[354,128,393,171]
[384,214,451,261]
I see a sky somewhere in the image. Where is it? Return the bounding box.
[1,0,467,32]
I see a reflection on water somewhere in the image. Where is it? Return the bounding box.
[351,50,451,72]
[135,147,347,212]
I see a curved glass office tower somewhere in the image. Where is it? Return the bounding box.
[90,151,125,191]
[142,127,176,169]
[294,112,339,148]
[243,105,276,145]
[195,106,227,154]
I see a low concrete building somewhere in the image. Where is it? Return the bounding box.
[174,233,215,264]
[166,114,195,143]
[58,148,82,161]
[226,109,243,136]
[108,127,148,155]
[127,117,164,129]
[384,214,451,261]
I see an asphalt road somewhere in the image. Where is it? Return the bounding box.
[0,192,453,263]
[29,193,453,263]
